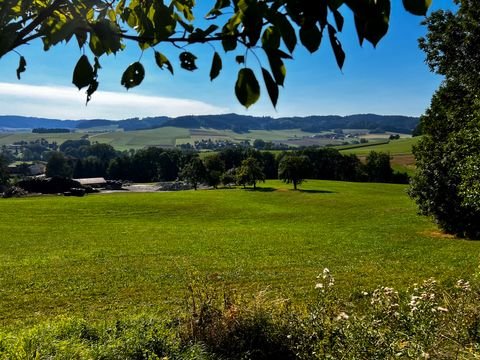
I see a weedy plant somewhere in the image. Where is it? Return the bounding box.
[2,268,480,359]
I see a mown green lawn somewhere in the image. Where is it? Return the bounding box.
[1,180,479,330]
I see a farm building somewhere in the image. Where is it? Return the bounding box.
[8,162,46,176]
[73,177,107,187]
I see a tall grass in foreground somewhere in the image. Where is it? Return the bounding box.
[2,269,480,359]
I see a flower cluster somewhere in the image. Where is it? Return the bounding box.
[407,278,440,315]
[456,279,471,292]
[370,286,400,318]
[315,268,335,292]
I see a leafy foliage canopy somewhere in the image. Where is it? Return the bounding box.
[410,0,480,238]
[0,0,431,107]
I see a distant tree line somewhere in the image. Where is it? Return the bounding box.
[32,128,71,134]
[3,139,59,161]
[41,139,408,189]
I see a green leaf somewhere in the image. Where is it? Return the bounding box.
[75,30,88,49]
[348,0,391,47]
[353,15,366,46]
[44,18,81,50]
[261,26,281,50]
[154,51,174,75]
[239,1,263,46]
[235,55,245,64]
[235,68,260,108]
[328,24,345,70]
[89,19,124,56]
[179,51,198,71]
[332,9,344,32]
[365,0,391,47]
[86,80,98,105]
[265,49,286,86]
[261,67,278,108]
[276,13,296,54]
[210,52,222,81]
[151,2,176,41]
[327,0,344,10]
[300,23,322,53]
[222,34,237,52]
[274,49,293,60]
[72,55,94,90]
[203,24,220,37]
[402,0,431,16]
[16,56,26,80]
[121,62,145,90]
[93,57,102,75]
[206,0,231,18]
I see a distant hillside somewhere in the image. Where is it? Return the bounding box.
[0,116,77,130]
[0,113,419,134]
[160,114,418,133]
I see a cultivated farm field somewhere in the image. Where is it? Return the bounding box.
[339,137,420,175]
[1,179,479,331]
[339,137,419,155]
[0,128,328,151]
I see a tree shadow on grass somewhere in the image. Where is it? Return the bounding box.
[245,187,277,192]
[297,189,336,194]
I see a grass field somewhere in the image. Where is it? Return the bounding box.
[87,127,190,150]
[339,137,419,155]
[0,127,373,151]
[339,137,419,175]
[1,180,479,331]
[0,128,325,151]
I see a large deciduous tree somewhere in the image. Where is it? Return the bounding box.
[0,0,431,107]
[204,153,225,189]
[278,154,309,190]
[181,156,206,190]
[236,156,265,189]
[409,0,480,239]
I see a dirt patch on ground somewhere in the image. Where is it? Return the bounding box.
[124,184,161,192]
[100,184,161,194]
[392,154,416,166]
[421,230,457,239]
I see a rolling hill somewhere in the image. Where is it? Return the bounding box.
[0,113,419,133]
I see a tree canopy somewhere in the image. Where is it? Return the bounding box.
[236,156,265,189]
[181,156,206,190]
[0,0,431,107]
[409,0,480,238]
[278,154,309,190]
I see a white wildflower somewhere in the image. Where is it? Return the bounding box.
[456,279,471,292]
[335,312,349,321]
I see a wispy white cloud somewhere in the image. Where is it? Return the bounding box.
[0,82,229,120]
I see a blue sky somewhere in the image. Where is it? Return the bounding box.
[0,1,455,120]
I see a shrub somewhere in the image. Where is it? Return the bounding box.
[409,2,480,238]
[3,270,480,359]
